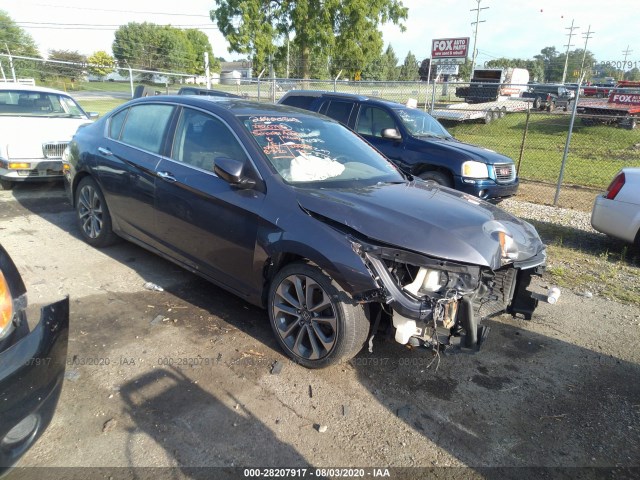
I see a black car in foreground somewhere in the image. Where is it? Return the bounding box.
[63,96,546,368]
[0,245,69,472]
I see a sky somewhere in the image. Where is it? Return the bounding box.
[1,0,638,70]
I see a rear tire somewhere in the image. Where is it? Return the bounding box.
[533,97,541,109]
[419,171,453,188]
[0,180,13,191]
[75,177,118,248]
[268,262,370,368]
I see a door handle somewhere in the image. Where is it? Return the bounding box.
[157,171,177,182]
[97,147,112,156]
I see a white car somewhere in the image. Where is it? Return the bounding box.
[591,168,640,246]
[0,83,96,190]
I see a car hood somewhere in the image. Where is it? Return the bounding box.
[0,117,91,159]
[417,137,514,165]
[295,181,543,269]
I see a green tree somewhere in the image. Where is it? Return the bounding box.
[484,57,544,83]
[0,11,41,78]
[274,41,330,79]
[457,59,473,81]
[534,46,559,82]
[46,49,86,80]
[418,58,431,81]
[398,51,418,81]
[113,22,211,77]
[185,29,219,74]
[624,68,640,81]
[87,51,116,78]
[382,44,399,81]
[211,0,407,79]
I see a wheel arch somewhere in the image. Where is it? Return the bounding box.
[412,163,454,182]
[260,241,378,309]
[70,170,93,207]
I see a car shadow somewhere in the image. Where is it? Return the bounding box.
[118,367,312,478]
[9,182,640,474]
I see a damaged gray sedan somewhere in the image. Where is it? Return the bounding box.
[64,97,547,368]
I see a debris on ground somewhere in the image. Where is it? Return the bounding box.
[271,360,283,375]
[102,418,117,433]
[316,424,328,433]
[143,282,164,292]
[64,370,80,382]
[150,314,164,325]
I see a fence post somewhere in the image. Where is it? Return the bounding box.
[429,79,436,114]
[257,68,265,102]
[334,70,342,92]
[517,104,531,175]
[553,82,583,205]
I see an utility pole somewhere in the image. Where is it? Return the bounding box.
[621,45,633,80]
[470,0,489,76]
[204,51,211,89]
[561,19,578,84]
[579,25,594,78]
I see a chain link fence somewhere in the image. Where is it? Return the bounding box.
[4,55,638,211]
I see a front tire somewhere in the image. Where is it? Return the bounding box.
[0,180,14,191]
[268,263,370,368]
[419,171,453,188]
[75,177,118,248]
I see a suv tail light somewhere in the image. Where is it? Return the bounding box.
[606,172,625,200]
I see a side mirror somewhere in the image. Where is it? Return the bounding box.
[87,112,100,120]
[214,157,256,189]
[381,128,402,141]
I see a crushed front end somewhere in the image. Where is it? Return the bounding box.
[353,240,547,352]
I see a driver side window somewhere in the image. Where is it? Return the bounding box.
[356,106,396,138]
[172,108,247,172]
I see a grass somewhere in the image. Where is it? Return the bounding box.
[77,99,127,116]
[446,113,640,189]
[507,216,640,305]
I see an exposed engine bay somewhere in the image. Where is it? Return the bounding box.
[352,241,548,354]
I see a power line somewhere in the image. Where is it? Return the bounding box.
[21,3,212,18]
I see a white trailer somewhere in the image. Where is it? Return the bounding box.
[431,98,531,123]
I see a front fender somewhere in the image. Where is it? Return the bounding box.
[258,222,378,305]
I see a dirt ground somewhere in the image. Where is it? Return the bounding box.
[2,182,639,479]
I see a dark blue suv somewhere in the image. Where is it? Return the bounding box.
[278,91,519,201]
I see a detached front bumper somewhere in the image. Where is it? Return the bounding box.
[0,247,69,473]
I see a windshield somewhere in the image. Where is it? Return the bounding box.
[243,115,405,186]
[393,108,451,138]
[0,90,87,118]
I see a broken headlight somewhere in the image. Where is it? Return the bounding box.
[483,220,519,265]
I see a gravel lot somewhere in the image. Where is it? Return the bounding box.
[2,182,639,479]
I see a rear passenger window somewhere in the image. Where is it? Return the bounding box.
[322,101,354,126]
[119,104,174,154]
[280,95,317,110]
[108,108,128,140]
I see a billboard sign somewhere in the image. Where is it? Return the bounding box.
[436,64,460,75]
[431,57,466,65]
[431,37,469,59]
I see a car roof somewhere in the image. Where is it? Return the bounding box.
[127,94,333,119]
[280,90,406,108]
[0,82,72,96]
